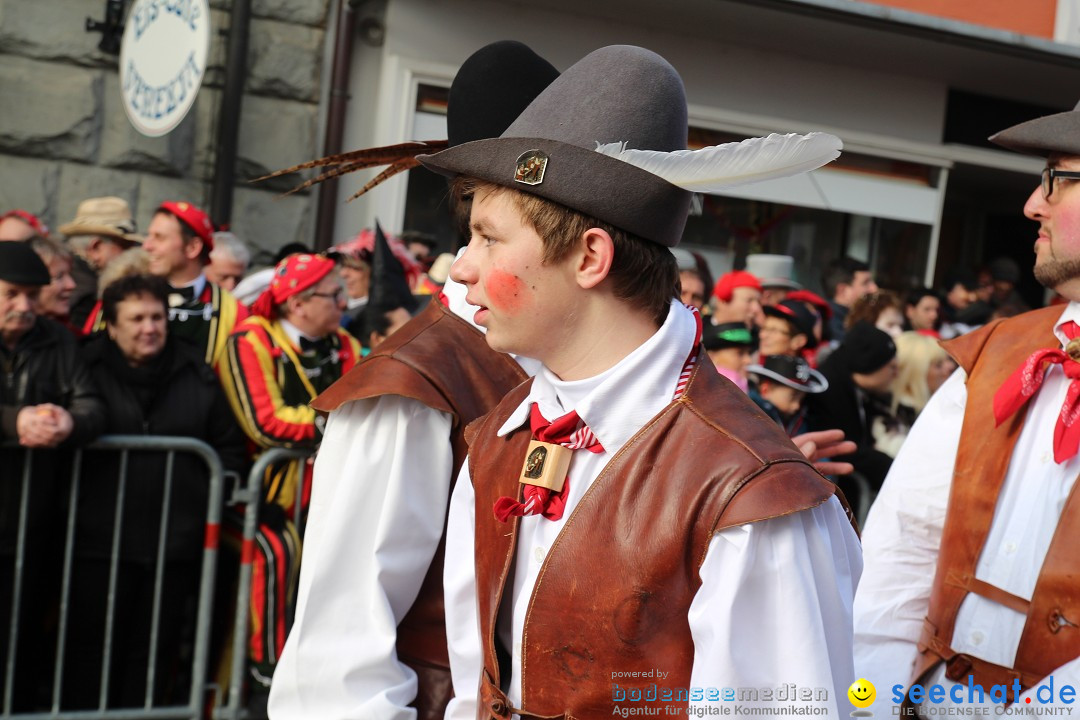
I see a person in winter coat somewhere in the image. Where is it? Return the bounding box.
[0,242,105,710]
[63,273,246,709]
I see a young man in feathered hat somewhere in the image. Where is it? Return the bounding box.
[268,41,556,720]
[418,45,861,718]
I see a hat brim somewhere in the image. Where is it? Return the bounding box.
[989,109,1080,157]
[417,137,691,247]
[703,338,754,351]
[58,222,142,244]
[760,278,802,291]
[747,364,828,393]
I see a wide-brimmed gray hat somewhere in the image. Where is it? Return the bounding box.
[989,99,1080,157]
[418,45,843,247]
[745,254,801,291]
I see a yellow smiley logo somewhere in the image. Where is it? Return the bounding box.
[848,678,876,708]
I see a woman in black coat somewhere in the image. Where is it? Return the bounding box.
[64,274,247,710]
[806,321,899,496]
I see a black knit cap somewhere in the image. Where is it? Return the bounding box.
[0,241,50,286]
[447,41,560,148]
[842,321,897,374]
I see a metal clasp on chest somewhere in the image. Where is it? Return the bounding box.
[519,440,571,492]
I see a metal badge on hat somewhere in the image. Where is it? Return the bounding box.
[514,150,548,185]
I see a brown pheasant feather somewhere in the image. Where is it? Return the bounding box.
[252,140,449,199]
[346,157,424,202]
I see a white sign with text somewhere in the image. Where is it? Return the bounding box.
[119,0,210,137]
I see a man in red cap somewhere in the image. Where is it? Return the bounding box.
[219,252,361,688]
[711,269,763,327]
[139,201,247,367]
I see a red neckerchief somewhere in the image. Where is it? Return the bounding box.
[493,305,704,522]
[994,320,1080,464]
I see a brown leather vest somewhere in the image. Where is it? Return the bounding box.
[313,299,527,719]
[465,355,846,720]
[912,305,1080,691]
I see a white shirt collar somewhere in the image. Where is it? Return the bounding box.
[1052,301,1080,347]
[279,318,320,348]
[175,273,207,298]
[495,301,698,453]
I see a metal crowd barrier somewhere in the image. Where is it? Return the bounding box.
[2,438,317,720]
[1,436,224,720]
[213,447,312,720]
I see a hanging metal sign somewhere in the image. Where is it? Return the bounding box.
[119,0,211,137]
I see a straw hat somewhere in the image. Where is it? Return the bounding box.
[58,196,142,243]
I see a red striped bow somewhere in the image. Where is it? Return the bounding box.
[493,404,604,523]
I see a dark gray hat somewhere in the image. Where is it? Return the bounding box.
[989,99,1080,156]
[418,45,842,248]
[0,241,50,286]
[419,45,693,247]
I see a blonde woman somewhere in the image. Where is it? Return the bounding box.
[893,331,957,417]
[873,331,957,457]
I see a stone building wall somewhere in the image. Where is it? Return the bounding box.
[0,0,331,261]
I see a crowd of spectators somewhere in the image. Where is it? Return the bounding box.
[0,196,1042,712]
[698,249,1036,509]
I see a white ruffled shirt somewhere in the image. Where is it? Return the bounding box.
[444,301,861,719]
[854,302,1080,713]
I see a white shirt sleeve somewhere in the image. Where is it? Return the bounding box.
[1019,658,1080,707]
[268,395,454,720]
[853,367,966,709]
[442,460,482,720]
[689,495,862,715]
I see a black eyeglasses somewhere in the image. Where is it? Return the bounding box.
[1042,167,1080,199]
[309,289,344,302]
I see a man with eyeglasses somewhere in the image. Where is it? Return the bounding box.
[854,104,1080,711]
[219,252,362,690]
[223,253,361,508]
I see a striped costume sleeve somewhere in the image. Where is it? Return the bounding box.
[221,328,318,449]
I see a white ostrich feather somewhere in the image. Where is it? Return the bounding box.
[594,132,842,192]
